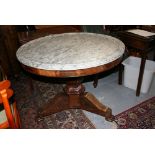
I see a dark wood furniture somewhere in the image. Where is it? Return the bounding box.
[17,25,82,45]
[22,58,121,121]
[0,26,21,77]
[118,29,155,96]
[16,33,125,122]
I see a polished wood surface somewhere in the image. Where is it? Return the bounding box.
[20,58,122,78]
[0,80,21,129]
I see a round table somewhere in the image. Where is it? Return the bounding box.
[16,32,125,121]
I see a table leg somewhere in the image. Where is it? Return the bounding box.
[38,79,114,122]
[118,53,125,85]
[81,92,114,121]
[93,74,98,88]
[136,54,146,96]
[118,63,123,85]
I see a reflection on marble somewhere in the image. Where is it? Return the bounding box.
[16,33,125,71]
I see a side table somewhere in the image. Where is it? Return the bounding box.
[118,29,155,96]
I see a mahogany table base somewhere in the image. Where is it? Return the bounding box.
[38,79,114,122]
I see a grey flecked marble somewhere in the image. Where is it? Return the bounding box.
[16,33,125,71]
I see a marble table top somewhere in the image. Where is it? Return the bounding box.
[16,33,125,71]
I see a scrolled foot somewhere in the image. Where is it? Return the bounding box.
[105,115,115,122]
[104,108,115,122]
